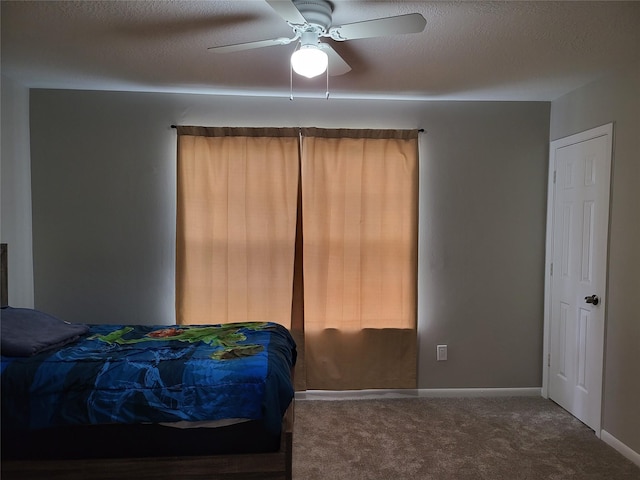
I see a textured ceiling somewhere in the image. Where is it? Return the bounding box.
[1,0,639,101]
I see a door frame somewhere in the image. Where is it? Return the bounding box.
[541,123,613,437]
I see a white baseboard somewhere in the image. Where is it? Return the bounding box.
[296,389,418,401]
[417,387,541,398]
[296,387,541,401]
[601,430,640,468]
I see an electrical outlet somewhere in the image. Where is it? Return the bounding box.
[437,344,448,361]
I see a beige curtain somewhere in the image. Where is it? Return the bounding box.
[175,126,418,391]
[176,127,300,327]
[300,128,419,390]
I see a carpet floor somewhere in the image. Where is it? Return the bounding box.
[292,396,640,480]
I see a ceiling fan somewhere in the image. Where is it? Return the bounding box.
[208,0,426,79]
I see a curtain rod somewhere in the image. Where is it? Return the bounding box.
[171,125,424,132]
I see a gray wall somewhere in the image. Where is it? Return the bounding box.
[550,67,640,454]
[1,75,34,308]
[27,90,550,390]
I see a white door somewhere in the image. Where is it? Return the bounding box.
[546,124,612,434]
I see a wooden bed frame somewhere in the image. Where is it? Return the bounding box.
[0,243,294,480]
[2,406,293,480]
[1,243,7,308]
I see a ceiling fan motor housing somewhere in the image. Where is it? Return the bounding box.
[293,0,333,31]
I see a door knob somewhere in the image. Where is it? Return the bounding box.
[585,295,599,305]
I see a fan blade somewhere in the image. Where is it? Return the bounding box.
[209,37,293,53]
[265,0,307,25]
[319,44,351,76]
[329,13,426,41]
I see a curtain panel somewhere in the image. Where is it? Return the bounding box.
[300,129,419,389]
[175,127,300,327]
[176,126,418,390]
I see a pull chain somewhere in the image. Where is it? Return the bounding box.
[290,56,294,101]
[325,60,330,99]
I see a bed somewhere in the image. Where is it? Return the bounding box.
[0,243,297,480]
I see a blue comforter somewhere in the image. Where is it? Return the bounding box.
[1,322,296,435]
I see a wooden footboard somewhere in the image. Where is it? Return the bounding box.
[1,402,294,480]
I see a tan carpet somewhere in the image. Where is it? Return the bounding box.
[293,396,640,480]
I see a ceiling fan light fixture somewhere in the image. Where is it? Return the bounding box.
[291,45,328,78]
